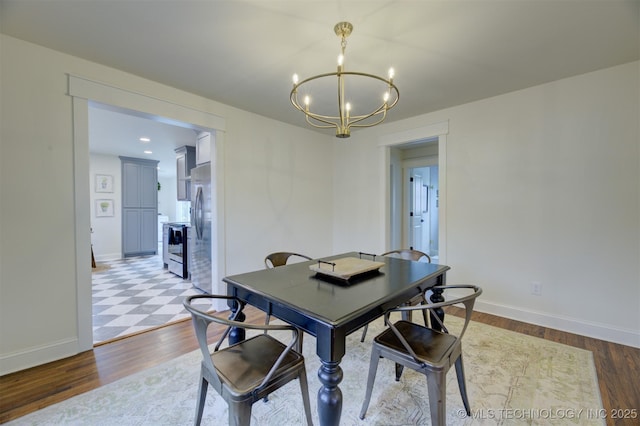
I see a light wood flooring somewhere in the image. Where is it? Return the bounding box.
[1,306,639,425]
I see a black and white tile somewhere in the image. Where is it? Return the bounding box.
[92,254,201,344]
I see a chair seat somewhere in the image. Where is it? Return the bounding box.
[212,334,305,396]
[375,320,457,364]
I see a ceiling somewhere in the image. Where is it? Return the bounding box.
[88,103,200,178]
[2,0,638,163]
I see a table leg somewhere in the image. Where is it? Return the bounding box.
[429,286,445,331]
[227,300,245,345]
[317,360,343,426]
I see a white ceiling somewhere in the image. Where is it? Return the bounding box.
[88,103,200,178]
[2,0,638,166]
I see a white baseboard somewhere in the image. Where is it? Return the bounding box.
[0,338,80,375]
[475,300,640,349]
[95,252,121,262]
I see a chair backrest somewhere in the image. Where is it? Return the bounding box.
[381,249,431,263]
[183,294,302,390]
[385,285,482,362]
[265,252,312,268]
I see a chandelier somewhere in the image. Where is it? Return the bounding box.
[290,22,399,138]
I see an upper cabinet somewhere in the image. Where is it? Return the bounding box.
[196,131,211,165]
[175,146,196,201]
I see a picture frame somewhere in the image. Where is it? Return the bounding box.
[95,174,113,193]
[96,199,114,217]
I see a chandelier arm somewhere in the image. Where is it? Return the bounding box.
[347,91,398,126]
[290,90,341,127]
[292,100,343,127]
[305,115,339,129]
[346,87,399,126]
[291,71,341,89]
[350,110,387,128]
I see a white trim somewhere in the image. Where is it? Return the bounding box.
[0,338,78,375]
[72,97,93,352]
[94,252,122,262]
[379,121,449,262]
[379,121,449,147]
[68,75,228,349]
[210,131,228,312]
[475,300,640,349]
[438,135,447,263]
[67,74,226,131]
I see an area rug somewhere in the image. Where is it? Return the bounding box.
[7,316,604,425]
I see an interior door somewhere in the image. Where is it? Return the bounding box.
[409,173,425,252]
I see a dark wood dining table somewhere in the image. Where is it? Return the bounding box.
[223,251,450,426]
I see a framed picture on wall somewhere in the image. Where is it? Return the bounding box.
[96,199,114,217]
[95,174,113,193]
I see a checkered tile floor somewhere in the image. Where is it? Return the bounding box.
[92,253,202,344]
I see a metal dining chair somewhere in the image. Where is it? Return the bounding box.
[263,252,313,353]
[381,248,431,263]
[359,285,482,426]
[360,249,432,342]
[183,294,313,426]
[264,252,312,269]
[263,251,312,326]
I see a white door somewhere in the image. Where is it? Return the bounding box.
[409,172,426,252]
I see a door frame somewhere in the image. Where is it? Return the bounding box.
[378,121,448,263]
[69,74,226,351]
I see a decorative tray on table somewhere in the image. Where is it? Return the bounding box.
[309,257,385,282]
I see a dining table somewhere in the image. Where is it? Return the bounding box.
[223,251,450,426]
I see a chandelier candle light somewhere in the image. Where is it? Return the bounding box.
[290,22,399,138]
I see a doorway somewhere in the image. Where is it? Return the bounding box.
[406,164,439,260]
[88,103,203,343]
[382,124,446,262]
[70,75,227,351]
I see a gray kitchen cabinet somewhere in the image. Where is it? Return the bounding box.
[175,146,196,201]
[120,156,159,257]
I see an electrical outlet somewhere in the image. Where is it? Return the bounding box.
[531,281,542,296]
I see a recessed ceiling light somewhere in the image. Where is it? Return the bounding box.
[140,137,151,142]
[144,150,152,154]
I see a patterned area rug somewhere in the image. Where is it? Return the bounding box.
[7,316,604,425]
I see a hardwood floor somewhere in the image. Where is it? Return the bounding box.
[1,306,639,425]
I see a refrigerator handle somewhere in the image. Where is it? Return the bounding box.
[195,186,203,239]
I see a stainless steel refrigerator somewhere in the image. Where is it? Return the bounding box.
[190,163,212,293]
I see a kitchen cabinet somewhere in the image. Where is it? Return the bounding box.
[196,132,211,165]
[175,146,196,201]
[120,156,159,257]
